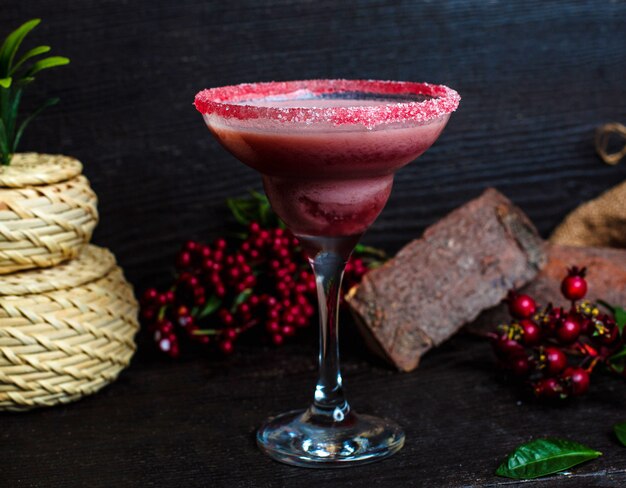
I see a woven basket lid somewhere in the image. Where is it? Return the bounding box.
[0,153,83,188]
[0,245,116,296]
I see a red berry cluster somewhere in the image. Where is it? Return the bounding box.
[140,222,376,358]
[491,267,625,400]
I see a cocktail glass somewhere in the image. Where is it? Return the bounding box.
[194,79,460,467]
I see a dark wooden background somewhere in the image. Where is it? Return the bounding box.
[2,1,626,487]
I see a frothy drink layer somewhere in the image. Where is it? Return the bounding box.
[207,97,449,237]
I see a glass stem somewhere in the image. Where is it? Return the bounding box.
[309,250,350,422]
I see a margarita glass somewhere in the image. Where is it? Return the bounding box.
[194,79,460,467]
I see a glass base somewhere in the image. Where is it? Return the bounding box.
[256,408,405,468]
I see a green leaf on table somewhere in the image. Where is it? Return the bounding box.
[495,438,601,480]
[615,422,626,446]
[198,294,221,318]
[0,19,41,75]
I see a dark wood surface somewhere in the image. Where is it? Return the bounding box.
[2,1,626,486]
[3,334,626,487]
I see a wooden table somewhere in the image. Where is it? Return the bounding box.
[3,329,626,487]
[1,0,626,486]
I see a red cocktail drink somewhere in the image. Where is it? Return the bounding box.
[195,79,459,467]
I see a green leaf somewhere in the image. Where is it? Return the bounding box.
[608,346,626,364]
[0,19,41,76]
[250,189,267,202]
[6,88,22,140]
[495,438,601,480]
[354,243,388,260]
[0,77,11,88]
[614,307,626,334]
[198,295,221,318]
[23,55,70,78]
[15,76,35,87]
[615,422,626,446]
[12,97,59,152]
[10,45,50,74]
[0,117,10,165]
[226,197,254,226]
[231,289,253,313]
[259,200,272,226]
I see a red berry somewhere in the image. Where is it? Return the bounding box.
[510,356,531,377]
[249,222,261,234]
[272,333,284,346]
[218,309,234,325]
[178,315,194,328]
[508,293,537,319]
[141,288,159,305]
[492,336,525,359]
[598,324,619,345]
[266,321,281,333]
[215,238,227,250]
[282,325,295,336]
[520,319,541,345]
[556,315,581,344]
[200,245,211,258]
[141,307,156,321]
[183,240,198,252]
[159,334,179,358]
[562,367,590,396]
[160,320,174,335]
[219,340,234,355]
[176,251,192,269]
[561,267,587,301]
[544,347,568,375]
[225,328,238,340]
[534,377,563,400]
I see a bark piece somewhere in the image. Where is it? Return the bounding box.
[471,244,626,333]
[346,188,546,372]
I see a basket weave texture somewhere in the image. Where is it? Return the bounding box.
[0,153,98,275]
[0,245,139,411]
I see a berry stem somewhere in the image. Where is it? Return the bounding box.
[585,357,601,374]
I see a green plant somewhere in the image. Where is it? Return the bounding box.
[0,18,69,165]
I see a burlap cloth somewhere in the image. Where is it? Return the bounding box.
[550,123,626,247]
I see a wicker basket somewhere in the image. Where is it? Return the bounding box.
[0,244,139,411]
[0,153,98,275]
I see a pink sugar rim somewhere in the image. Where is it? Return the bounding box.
[194,79,460,128]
